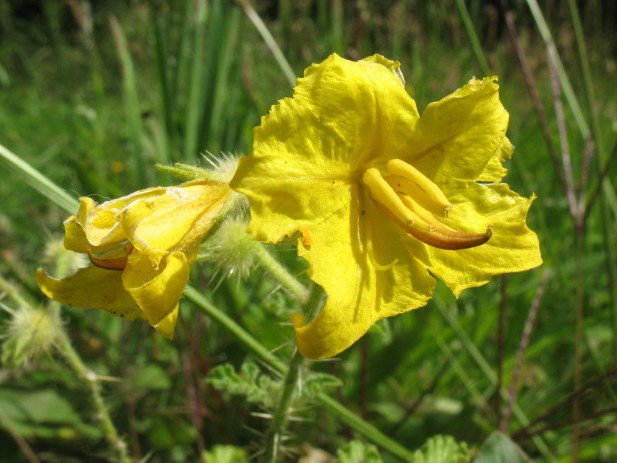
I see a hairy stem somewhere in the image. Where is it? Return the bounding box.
[55,326,130,463]
[253,244,311,304]
[261,350,304,463]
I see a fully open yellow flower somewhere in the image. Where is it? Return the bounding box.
[37,179,231,338]
[231,54,542,359]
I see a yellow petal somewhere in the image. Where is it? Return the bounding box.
[154,305,179,339]
[121,181,230,259]
[81,187,168,247]
[63,216,90,254]
[429,183,542,296]
[122,251,190,326]
[35,267,142,320]
[293,189,434,359]
[408,77,509,185]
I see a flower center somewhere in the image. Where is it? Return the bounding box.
[87,243,134,270]
[362,159,491,250]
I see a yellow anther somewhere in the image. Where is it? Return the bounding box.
[399,195,491,250]
[363,167,491,251]
[386,159,451,217]
[87,243,133,271]
[363,168,416,227]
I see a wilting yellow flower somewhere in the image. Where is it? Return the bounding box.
[231,54,542,359]
[37,180,232,338]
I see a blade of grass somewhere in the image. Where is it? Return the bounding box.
[149,0,173,165]
[199,1,242,154]
[109,15,149,185]
[183,0,208,161]
[455,0,491,76]
[237,0,296,88]
[525,0,590,139]
[0,143,78,214]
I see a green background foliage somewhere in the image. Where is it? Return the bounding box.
[1,0,616,461]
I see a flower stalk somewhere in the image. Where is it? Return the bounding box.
[253,243,310,304]
[261,349,304,463]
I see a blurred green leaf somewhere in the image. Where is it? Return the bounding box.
[473,432,529,463]
[335,440,382,463]
[202,445,248,463]
[131,364,172,392]
[304,372,343,397]
[147,415,196,450]
[0,389,101,440]
[411,435,470,463]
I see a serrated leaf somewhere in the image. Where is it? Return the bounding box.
[473,432,529,463]
[207,360,277,408]
[335,440,382,463]
[412,435,470,463]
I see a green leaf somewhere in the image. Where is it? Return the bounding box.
[202,445,248,463]
[335,440,383,463]
[0,388,101,441]
[304,372,343,397]
[131,364,172,392]
[147,415,196,450]
[473,432,529,463]
[207,360,277,408]
[412,435,471,463]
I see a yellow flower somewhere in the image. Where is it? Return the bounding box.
[36,179,232,338]
[231,54,542,359]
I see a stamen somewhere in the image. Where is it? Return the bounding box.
[87,243,133,271]
[363,168,414,225]
[399,195,492,250]
[386,159,451,216]
[363,167,491,251]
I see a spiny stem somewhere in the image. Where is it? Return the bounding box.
[186,288,414,461]
[261,350,304,463]
[253,244,310,304]
[55,325,131,463]
[262,283,322,462]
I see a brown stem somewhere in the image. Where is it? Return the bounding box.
[502,8,567,200]
[500,270,549,432]
[515,405,617,440]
